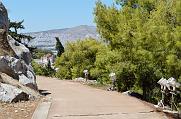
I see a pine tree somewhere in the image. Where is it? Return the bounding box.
[9,20,24,34]
[94,0,180,102]
[55,37,64,57]
[8,19,34,43]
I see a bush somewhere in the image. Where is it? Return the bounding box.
[55,38,107,80]
[32,60,55,77]
[94,0,181,103]
[55,66,71,79]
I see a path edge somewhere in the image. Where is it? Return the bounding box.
[31,97,52,119]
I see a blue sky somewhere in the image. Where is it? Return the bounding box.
[2,0,114,33]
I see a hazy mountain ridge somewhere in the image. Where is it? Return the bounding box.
[25,25,99,50]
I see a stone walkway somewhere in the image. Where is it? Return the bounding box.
[37,76,167,119]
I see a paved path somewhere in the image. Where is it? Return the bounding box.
[37,76,166,119]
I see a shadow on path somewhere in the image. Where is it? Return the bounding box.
[39,89,51,96]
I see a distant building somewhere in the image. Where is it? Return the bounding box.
[40,53,55,66]
[34,53,56,67]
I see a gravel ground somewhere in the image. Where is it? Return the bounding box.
[0,99,41,119]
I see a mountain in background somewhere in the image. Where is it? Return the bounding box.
[25,25,99,51]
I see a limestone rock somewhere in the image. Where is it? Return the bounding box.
[0,2,8,32]
[0,29,15,56]
[8,35,32,65]
[0,2,39,103]
[19,73,37,90]
[74,77,85,81]
[122,91,131,95]
[0,56,19,79]
[0,73,40,100]
[0,83,29,103]
[0,2,15,56]
[11,58,27,75]
[0,56,37,90]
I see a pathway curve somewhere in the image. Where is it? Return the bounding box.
[37,76,167,119]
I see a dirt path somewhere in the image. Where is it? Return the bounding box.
[37,76,167,119]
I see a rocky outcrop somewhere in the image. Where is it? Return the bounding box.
[0,73,39,103]
[0,56,19,79]
[0,29,15,56]
[19,73,37,90]
[8,35,32,65]
[0,2,8,31]
[0,2,39,103]
[0,56,38,90]
[0,2,15,56]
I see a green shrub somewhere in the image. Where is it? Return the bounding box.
[94,0,181,103]
[55,38,107,80]
[55,66,71,79]
[32,60,55,77]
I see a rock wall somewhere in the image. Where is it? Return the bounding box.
[0,2,39,103]
[0,2,15,56]
[0,2,8,31]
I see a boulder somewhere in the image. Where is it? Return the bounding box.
[0,56,19,79]
[122,91,131,95]
[8,35,32,65]
[11,58,27,74]
[0,73,40,100]
[0,83,29,103]
[0,56,38,90]
[122,91,143,99]
[16,61,37,90]
[19,73,37,90]
[74,77,85,81]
